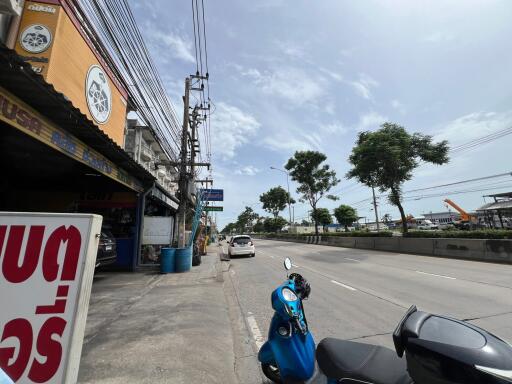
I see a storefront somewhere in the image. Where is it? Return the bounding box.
[0,45,155,270]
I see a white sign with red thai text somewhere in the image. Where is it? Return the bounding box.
[0,212,102,383]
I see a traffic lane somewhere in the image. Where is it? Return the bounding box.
[253,240,512,339]
[229,250,407,350]
[254,239,512,288]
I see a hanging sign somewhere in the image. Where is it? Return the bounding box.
[200,189,224,201]
[204,206,223,212]
[0,212,103,383]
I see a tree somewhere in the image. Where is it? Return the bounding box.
[347,123,449,233]
[311,208,332,232]
[236,206,259,233]
[285,151,339,235]
[263,216,288,233]
[301,219,311,226]
[259,186,296,218]
[253,221,265,233]
[382,213,392,224]
[221,222,237,234]
[334,204,358,232]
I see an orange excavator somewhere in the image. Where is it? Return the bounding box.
[443,199,478,229]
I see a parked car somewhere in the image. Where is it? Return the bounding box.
[228,235,255,258]
[416,219,438,230]
[96,227,117,268]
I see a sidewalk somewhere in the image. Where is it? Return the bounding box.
[78,247,237,384]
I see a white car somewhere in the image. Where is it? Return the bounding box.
[228,235,255,257]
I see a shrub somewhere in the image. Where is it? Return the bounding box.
[403,230,512,239]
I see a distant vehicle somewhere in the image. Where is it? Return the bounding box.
[416,218,438,230]
[228,235,255,258]
[96,227,117,268]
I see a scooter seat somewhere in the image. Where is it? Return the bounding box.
[316,338,412,384]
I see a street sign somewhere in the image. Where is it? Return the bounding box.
[0,212,102,384]
[200,188,224,201]
[204,206,223,212]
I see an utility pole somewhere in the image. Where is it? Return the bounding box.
[177,77,191,248]
[270,166,292,225]
[372,186,380,232]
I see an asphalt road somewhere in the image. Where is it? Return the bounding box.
[226,239,512,356]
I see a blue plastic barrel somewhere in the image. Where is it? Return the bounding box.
[175,246,192,272]
[160,248,176,273]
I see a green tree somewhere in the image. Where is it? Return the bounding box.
[259,186,296,219]
[347,123,449,233]
[334,204,358,232]
[285,151,339,235]
[263,216,288,233]
[311,208,332,232]
[301,219,311,226]
[221,222,237,234]
[236,206,259,233]
[253,221,265,233]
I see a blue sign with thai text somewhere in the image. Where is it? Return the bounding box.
[200,189,224,201]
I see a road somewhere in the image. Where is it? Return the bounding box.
[226,239,512,357]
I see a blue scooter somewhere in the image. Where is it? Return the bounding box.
[259,258,512,384]
[258,257,316,383]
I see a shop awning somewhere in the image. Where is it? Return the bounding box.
[0,44,156,190]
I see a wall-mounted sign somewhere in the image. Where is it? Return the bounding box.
[19,24,53,53]
[0,212,102,383]
[200,189,224,201]
[204,206,223,212]
[85,65,112,125]
[15,1,128,146]
[0,86,144,192]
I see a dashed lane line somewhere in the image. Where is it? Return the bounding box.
[331,280,357,291]
[416,270,456,280]
[345,258,360,262]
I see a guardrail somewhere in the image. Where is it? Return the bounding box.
[253,235,512,264]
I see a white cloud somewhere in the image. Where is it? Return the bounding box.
[234,165,261,176]
[323,121,348,135]
[391,99,406,115]
[358,111,388,131]
[350,73,379,100]
[146,29,195,63]
[241,66,325,107]
[211,102,261,160]
[435,111,512,145]
[423,31,455,43]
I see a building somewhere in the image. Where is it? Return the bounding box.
[477,192,512,229]
[422,211,461,225]
[0,1,181,270]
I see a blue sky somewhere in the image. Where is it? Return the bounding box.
[129,0,512,228]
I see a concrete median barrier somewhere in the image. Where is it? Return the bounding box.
[355,237,375,250]
[399,238,435,255]
[485,240,512,262]
[434,239,485,259]
[374,237,401,251]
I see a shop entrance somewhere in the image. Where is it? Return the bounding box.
[0,121,139,269]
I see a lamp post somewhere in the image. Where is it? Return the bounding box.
[270,166,292,225]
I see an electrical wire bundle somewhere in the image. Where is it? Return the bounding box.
[68,0,182,162]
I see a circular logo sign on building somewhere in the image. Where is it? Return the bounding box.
[85,65,112,124]
[20,24,53,53]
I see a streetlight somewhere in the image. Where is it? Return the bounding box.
[270,166,292,225]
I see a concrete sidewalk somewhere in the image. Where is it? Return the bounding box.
[78,248,237,384]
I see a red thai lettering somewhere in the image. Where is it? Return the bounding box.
[0,318,33,382]
[2,225,45,283]
[28,317,66,383]
[43,225,81,282]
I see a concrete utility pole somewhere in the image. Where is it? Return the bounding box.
[372,186,380,232]
[177,77,191,248]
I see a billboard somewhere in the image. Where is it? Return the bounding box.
[15,1,128,146]
[0,212,102,383]
[200,189,224,202]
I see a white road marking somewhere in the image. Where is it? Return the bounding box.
[269,255,275,259]
[246,315,265,350]
[416,270,456,280]
[345,258,360,262]
[292,263,300,268]
[331,280,357,291]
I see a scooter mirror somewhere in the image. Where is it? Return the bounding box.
[284,257,292,271]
